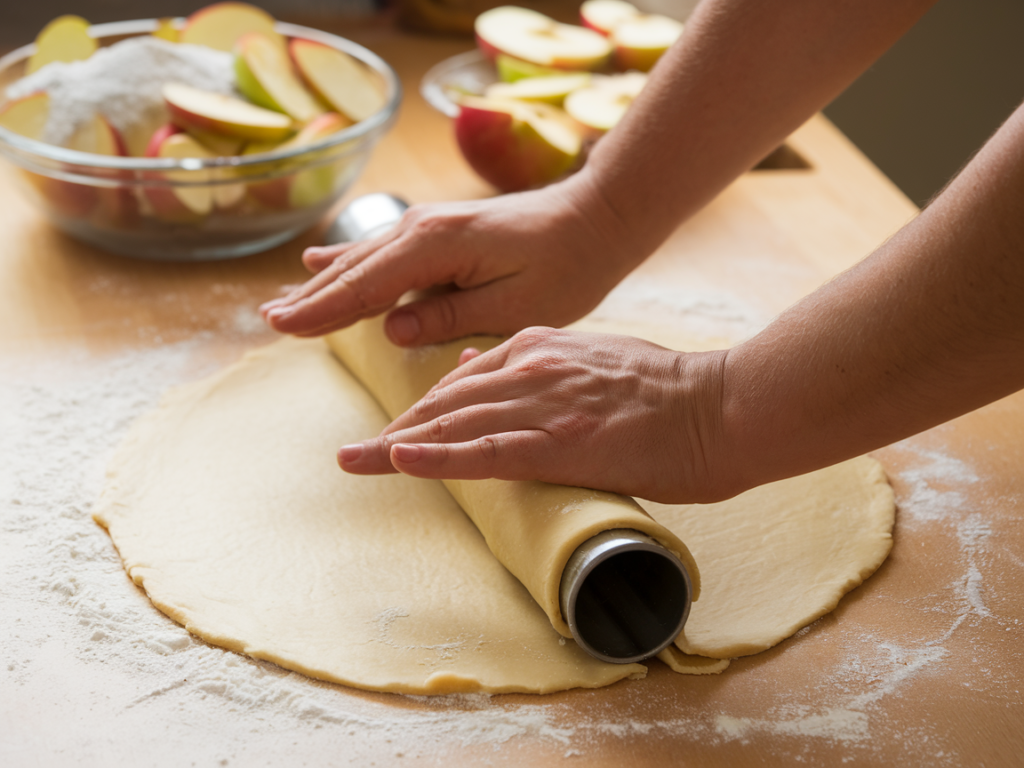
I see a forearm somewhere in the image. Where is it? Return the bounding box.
[715,102,1024,494]
[566,0,936,260]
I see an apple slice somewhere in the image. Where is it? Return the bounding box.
[289,39,386,123]
[152,18,180,43]
[0,92,51,140]
[164,83,294,142]
[68,115,138,227]
[580,0,640,35]
[612,15,684,72]
[235,33,325,123]
[454,95,582,193]
[244,112,353,209]
[179,2,284,53]
[475,7,611,71]
[145,131,214,219]
[27,15,98,74]
[67,114,128,156]
[484,73,592,106]
[563,72,647,134]
[0,93,101,218]
[184,126,245,156]
[145,130,246,217]
[495,54,565,83]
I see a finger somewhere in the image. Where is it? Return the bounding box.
[382,350,516,436]
[459,347,481,366]
[302,243,353,273]
[382,281,521,346]
[266,225,406,321]
[388,431,553,482]
[341,400,530,474]
[265,245,408,335]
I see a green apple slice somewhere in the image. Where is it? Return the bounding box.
[289,38,387,123]
[484,73,592,105]
[495,54,565,83]
[235,32,325,122]
[27,15,97,74]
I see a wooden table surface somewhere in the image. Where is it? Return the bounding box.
[2,19,1022,768]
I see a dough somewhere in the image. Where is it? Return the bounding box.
[326,317,700,639]
[94,339,645,694]
[94,323,895,694]
[641,456,893,658]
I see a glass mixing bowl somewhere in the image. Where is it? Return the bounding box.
[0,19,401,261]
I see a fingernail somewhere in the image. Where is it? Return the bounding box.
[387,311,420,345]
[267,306,292,322]
[391,444,422,464]
[259,300,281,313]
[338,444,363,465]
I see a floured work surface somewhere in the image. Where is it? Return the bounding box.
[3,22,1023,768]
[92,326,894,694]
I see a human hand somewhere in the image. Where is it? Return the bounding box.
[260,177,638,346]
[337,327,732,504]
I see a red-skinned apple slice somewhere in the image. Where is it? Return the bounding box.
[27,15,98,74]
[0,92,99,217]
[145,131,214,220]
[612,14,684,72]
[484,73,592,105]
[144,130,248,218]
[67,114,139,227]
[179,2,284,53]
[235,33,325,122]
[579,0,640,35]
[244,112,352,209]
[289,38,386,123]
[67,113,129,156]
[564,72,647,134]
[164,83,294,142]
[454,95,582,193]
[475,6,611,71]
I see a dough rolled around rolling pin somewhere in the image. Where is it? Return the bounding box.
[326,317,700,638]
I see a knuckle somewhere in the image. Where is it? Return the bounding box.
[428,412,456,442]
[428,293,460,336]
[475,435,499,462]
[336,268,372,313]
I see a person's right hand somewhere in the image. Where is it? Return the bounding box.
[259,176,640,346]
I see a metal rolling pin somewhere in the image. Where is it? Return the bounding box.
[559,529,693,663]
[326,194,695,664]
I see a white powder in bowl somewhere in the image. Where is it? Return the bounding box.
[6,36,236,154]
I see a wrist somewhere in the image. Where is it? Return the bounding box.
[670,347,748,503]
[557,165,655,280]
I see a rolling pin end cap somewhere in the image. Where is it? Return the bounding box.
[559,529,693,664]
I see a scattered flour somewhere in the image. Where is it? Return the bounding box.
[0,332,1012,766]
[6,36,235,152]
[592,276,770,342]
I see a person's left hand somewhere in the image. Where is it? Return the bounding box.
[337,326,732,504]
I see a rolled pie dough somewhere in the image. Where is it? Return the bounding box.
[94,322,894,695]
